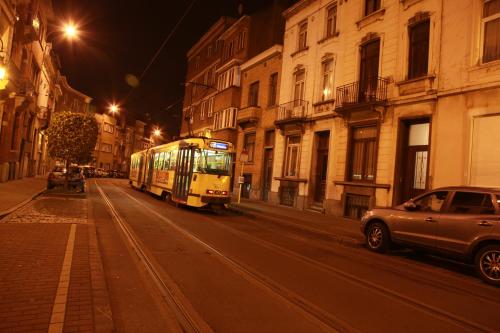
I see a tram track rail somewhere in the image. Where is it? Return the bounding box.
[212,211,500,307]
[109,180,499,333]
[103,181,355,333]
[95,181,213,333]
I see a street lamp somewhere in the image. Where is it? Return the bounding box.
[109,104,119,114]
[153,128,161,137]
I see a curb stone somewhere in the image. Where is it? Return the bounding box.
[0,188,46,219]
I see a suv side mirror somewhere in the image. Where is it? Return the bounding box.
[404,201,418,211]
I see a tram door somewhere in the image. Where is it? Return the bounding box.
[146,152,155,189]
[137,154,145,185]
[172,146,194,203]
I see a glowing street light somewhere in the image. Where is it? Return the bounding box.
[109,104,119,114]
[0,66,6,81]
[153,128,162,137]
[63,24,78,39]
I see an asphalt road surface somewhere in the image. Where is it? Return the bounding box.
[89,179,500,333]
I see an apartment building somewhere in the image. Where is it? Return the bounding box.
[0,0,61,182]
[234,45,283,201]
[181,1,287,143]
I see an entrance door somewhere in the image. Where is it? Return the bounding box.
[262,148,273,202]
[399,120,430,203]
[313,132,330,203]
[359,39,380,102]
[172,147,194,203]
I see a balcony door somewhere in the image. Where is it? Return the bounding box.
[359,39,380,102]
[313,131,330,203]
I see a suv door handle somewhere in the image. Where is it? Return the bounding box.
[478,221,493,227]
[425,217,437,222]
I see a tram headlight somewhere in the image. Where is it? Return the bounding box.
[206,189,214,195]
[222,191,228,196]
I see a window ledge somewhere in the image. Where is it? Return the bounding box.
[317,32,339,45]
[356,8,386,30]
[290,46,309,58]
[400,0,424,10]
[312,99,335,107]
[334,180,390,189]
[396,74,436,96]
[274,177,308,183]
[468,59,500,74]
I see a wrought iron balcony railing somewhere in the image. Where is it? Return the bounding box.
[277,99,309,122]
[335,77,388,109]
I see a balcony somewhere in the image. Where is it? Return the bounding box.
[237,106,261,129]
[274,100,309,132]
[335,77,389,116]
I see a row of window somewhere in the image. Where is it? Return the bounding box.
[297,0,500,67]
[222,30,247,61]
[213,107,237,131]
[217,66,241,91]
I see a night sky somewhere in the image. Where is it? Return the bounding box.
[51,0,292,137]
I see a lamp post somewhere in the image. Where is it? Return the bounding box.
[238,150,249,204]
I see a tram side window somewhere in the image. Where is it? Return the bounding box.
[158,152,165,170]
[163,151,171,170]
[154,153,160,169]
[169,150,178,170]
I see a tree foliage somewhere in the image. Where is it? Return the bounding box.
[47,112,98,165]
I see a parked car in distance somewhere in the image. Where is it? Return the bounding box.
[361,187,500,286]
[95,168,109,178]
[110,170,125,178]
[81,166,96,178]
[47,166,85,192]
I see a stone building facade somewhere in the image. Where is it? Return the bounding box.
[0,0,63,182]
[271,0,500,219]
[234,45,283,201]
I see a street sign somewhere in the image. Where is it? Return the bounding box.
[238,176,245,184]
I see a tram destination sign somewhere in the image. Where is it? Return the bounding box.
[209,141,229,150]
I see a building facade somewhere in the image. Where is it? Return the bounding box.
[0,0,62,182]
[234,45,283,201]
[181,1,287,143]
[270,0,500,219]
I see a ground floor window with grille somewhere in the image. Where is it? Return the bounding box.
[279,181,298,207]
[344,194,370,219]
[284,135,301,177]
[349,125,378,181]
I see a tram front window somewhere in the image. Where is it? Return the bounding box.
[195,149,232,175]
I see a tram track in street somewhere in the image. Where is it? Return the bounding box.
[95,181,213,333]
[101,181,356,333]
[210,210,500,307]
[108,181,498,333]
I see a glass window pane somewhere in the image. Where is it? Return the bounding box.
[413,151,428,189]
[449,192,493,214]
[484,0,500,17]
[414,191,447,212]
[408,123,429,146]
[483,17,500,63]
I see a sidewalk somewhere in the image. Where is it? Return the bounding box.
[231,199,364,246]
[0,176,47,217]
[0,194,114,333]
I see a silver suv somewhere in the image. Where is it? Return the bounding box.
[361,187,500,286]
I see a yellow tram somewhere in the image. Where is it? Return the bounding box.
[129,137,234,208]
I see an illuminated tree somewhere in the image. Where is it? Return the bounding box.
[47,111,98,166]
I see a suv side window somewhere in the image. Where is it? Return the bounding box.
[414,191,448,212]
[448,192,495,215]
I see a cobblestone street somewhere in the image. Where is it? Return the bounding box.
[0,194,113,333]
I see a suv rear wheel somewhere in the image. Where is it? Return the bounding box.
[475,245,500,286]
[366,222,391,253]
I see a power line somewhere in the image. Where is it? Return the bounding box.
[138,0,197,81]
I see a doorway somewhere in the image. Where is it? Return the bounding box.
[396,119,430,204]
[262,148,273,201]
[313,131,330,203]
